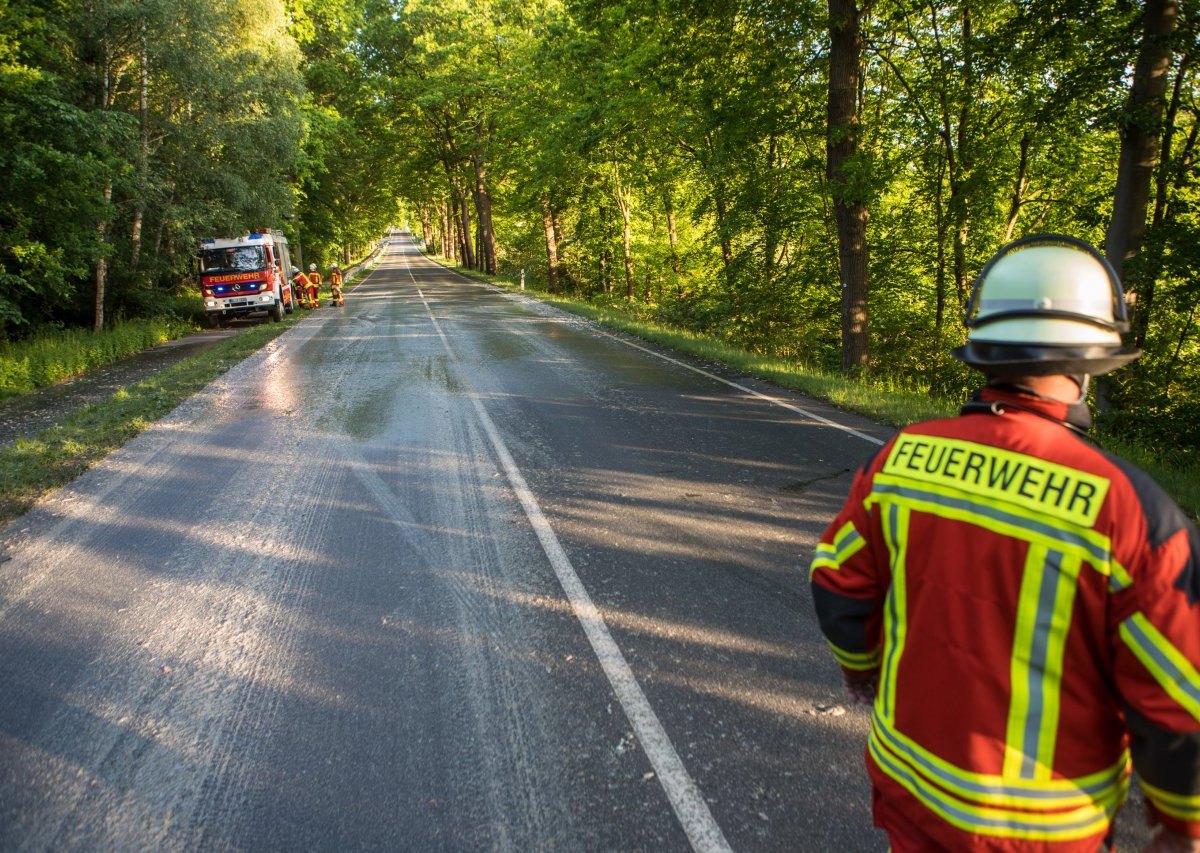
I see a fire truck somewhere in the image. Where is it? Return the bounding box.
[198,230,296,327]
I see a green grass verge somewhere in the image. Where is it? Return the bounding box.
[0,317,299,525]
[0,317,198,398]
[432,256,1200,521]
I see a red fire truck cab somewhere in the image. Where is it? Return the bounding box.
[198,230,296,327]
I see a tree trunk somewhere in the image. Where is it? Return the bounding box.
[622,216,634,299]
[952,215,969,307]
[918,5,973,309]
[764,135,779,283]
[827,0,870,373]
[456,190,474,269]
[542,197,560,294]
[664,193,681,275]
[713,185,733,285]
[952,5,975,306]
[552,210,565,248]
[94,179,111,332]
[1003,132,1031,242]
[131,37,149,270]
[1105,0,1178,285]
[609,167,638,299]
[933,154,948,333]
[664,191,682,296]
[419,205,434,247]
[471,153,498,275]
[93,36,113,333]
[153,180,175,263]
[1134,51,1193,347]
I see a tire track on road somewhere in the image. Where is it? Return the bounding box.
[411,266,734,853]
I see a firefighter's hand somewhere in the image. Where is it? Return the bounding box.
[1142,828,1200,852]
[842,669,879,706]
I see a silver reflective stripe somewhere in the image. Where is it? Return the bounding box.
[979,298,1105,313]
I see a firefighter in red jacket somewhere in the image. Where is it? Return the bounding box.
[307,263,322,308]
[291,266,313,308]
[810,235,1200,852]
[329,262,344,306]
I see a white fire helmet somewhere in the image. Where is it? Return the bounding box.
[953,234,1141,377]
[309,263,317,271]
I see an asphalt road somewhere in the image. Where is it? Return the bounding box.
[1,238,1145,851]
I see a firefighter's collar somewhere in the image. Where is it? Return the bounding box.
[961,384,1093,437]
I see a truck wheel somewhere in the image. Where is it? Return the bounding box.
[208,314,221,329]
[217,316,231,329]
[271,299,285,322]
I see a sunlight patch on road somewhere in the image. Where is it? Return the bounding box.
[459,582,798,662]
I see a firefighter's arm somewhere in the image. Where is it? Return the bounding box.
[810,463,885,703]
[1111,493,1200,839]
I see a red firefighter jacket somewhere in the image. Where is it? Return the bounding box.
[810,385,1200,851]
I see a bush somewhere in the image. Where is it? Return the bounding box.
[0,318,196,398]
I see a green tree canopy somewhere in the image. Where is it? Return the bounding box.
[1,0,1196,451]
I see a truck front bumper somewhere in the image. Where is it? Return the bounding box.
[205,293,277,317]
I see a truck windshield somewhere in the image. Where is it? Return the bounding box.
[201,246,266,273]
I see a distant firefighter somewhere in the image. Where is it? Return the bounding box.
[307,263,322,308]
[329,263,344,307]
[291,267,313,308]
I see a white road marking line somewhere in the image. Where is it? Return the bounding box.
[414,280,733,853]
[585,330,885,446]
[395,236,883,447]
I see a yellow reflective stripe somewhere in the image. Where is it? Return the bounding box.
[1109,559,1134,592]
[1004,548,1082,782]
[833,519,863,553]
[1036,551,1081,775]
[810,520,866,578]
[866,475,1113,575]
[827,641,881,671]
[874,713,1129,808]
[878,503,910,727]
[1119,614,1200,724]
[871,718,1129,841]
[1006,544,1046,779]
[881,434,1110,526]
[869,738,1119,841]
[1141,779,1200,822]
